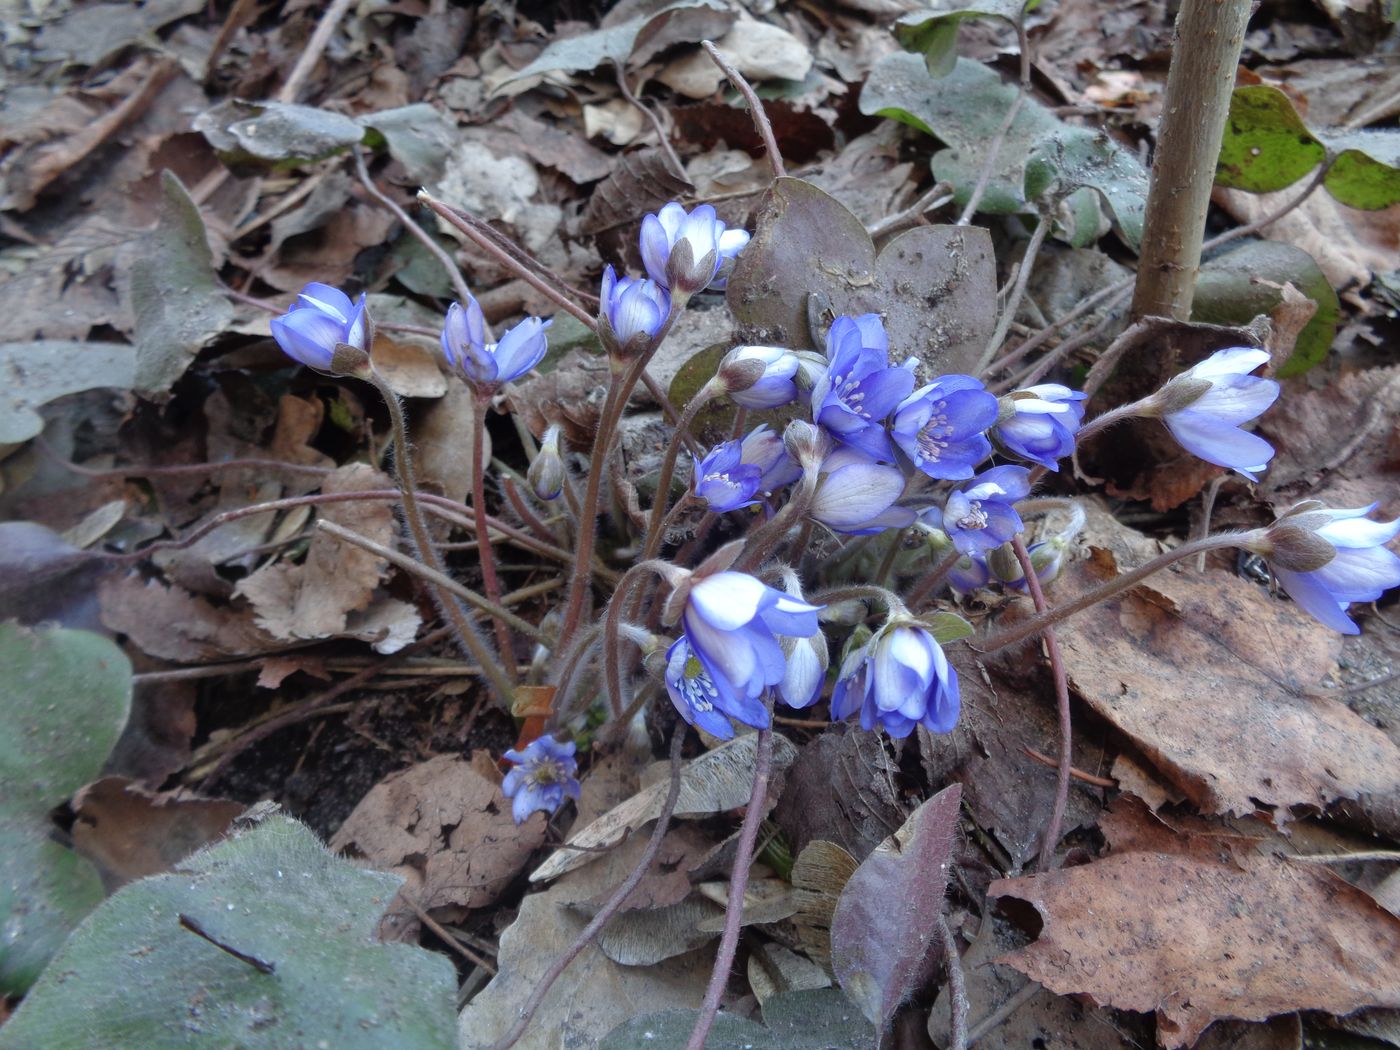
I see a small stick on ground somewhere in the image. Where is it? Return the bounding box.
[277,0,355,103]
[938,914,969,1050]
[702,41,786,179]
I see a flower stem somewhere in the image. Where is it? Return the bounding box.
[685,717,774,1050]
[367,368,516,707]
[603,562,669,722]
[471,390,517,680]
[1010,534,1072,870]
[978,534,1242,653]
[642,385,718,563]
[907,547,961,609]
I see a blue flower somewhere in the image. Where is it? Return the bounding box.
[640,202,749,294]
[891,375,998,480]
[942,465,1032,555]
[676,571,822,728]
[692,440,763,512]
[1157,347,1279,479]
[949,553,991,594]
[994,385,1086,470]
[739,425,802,496]
[831,623,960,737]
[270,283,369,371]
[501,735,581,824]
[810,315,915,462]
[600,265,671,352]
[809,447,914,534]
[1253,503,1400,635]
[441,300,550,387]
[721,345,800,410]
[664,636,768,739]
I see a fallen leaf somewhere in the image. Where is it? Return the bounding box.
[830,783,962,1031]
[0,341,135,444]
[331,752,545,917]
[989,797,1400,1047]
[1047,525,1400,824]
[99,573,283,662]
[656,20,813,99]
[71,776,243,890]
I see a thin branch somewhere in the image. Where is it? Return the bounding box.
[615,63,687,181]
[975,213,1051,375]
[702,41,786,179]
[967,981,1041,1046]
[277,0,354,103]
[938,914,969,1050]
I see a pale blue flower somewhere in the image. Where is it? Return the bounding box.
[942,465,1032,555]
[442,300,550,387]
[692,440,762,512]
[600,264,670,350]
[640,202,748,294]
[722,345,800,410]
[831,623,960,737]
[502,735,580,824]
[809,447,914,534]
[810,315,914,462]
[270,283,368,371]
[892,375,998,480]
[994,385,1086,470]
[1159,347,1279,479]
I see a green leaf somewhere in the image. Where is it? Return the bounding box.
[0,341,135,443]
[894,0,1037,78]
[0,815,457,1049]
[1216,86,1400,210]
[1193,240,1338,378]
[496,0,734,89]
[599,989,876,1049]
[194,99,367,175]
[359,104,457,184]
[129,171,235,401]
[923,611,975,645]
[860,53,1148,247]
[0,623,131,994]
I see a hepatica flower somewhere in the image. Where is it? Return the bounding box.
[1247,502,1400,634]
[665,570,822,737]
[831,622,960,738]
[942,465,1032,556]
[809,447,913,534]
[692,440,762,512]
[811,315,915,462]
[720,345,800,410]
[640,202,749,294]
[994,385,1086,470]
[599,264,670,353]
[441,298,551,387]
[1153,347,1279,479]
[501,735,580,824]
[892,374,998,480]
[270,282,368,371]
[739,425,802,497]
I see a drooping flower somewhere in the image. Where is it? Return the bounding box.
[739,425,802,496]
[270,282,369,372]
[441,302,550,388]
[891,374,998,480]
[993,385,1087,470]
[665,636,766,739]
[599,264,671,354]
[809,447,914,534]
[640,202,749,295]
[664,569,822,736]
[1245,502,1400,634]
[720,345,800,410]
[810,315,915,462]
[501,735,581,824]
[692,440,763,512]
[830,622,960,738]
[942,465,1032,556]
[1152,347,1279,479]
[528,424,566,501]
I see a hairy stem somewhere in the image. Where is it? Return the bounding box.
[471,390,517,679]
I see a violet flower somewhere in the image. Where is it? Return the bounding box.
[640,202,749,295]
[809,447,914,534]
[891,374,998,480]
[831,622,960,738]
[599,264,671,354]
[501,735,580,824]
[692,440,763,513]
[270,282,369,372]
[994,385,1086,470]
[665,636,766,739]
[1247,502,1400,634]
[942,465,1032,556]
[810,315,915,462]
[739,425,802,496]
[441,300,550,387]
[720,345,800,410]
[1155,347,1279,479]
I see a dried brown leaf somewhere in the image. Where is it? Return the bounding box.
[989,798,1400,1047]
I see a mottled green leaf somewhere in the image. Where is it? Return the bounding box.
[359,104,457,183]
[860,53,1148,247]
[0,623,131,994]
[1194,240,1338,377]
[894,0,1037,78]
[194,99,366,175]
[0,815,457,1050]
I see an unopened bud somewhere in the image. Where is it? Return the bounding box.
[987,542,1022,584]
[528,425,566,501]
[782,419,827,472]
